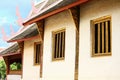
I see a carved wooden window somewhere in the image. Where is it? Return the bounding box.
[52,29,65,61]
[91,16,112,57]
[34,42,41,65]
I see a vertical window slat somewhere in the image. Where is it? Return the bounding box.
[104,22,106,53]
[92,23,95,54]
[59,33,61,58]
[105,21,108,53]
[62,32,64,58]
[63,32,65,58]
[60,32,63,57]
[98,23,100,53]
[100,23,102,53]
[56,34,59,58]
[102,22,105,53]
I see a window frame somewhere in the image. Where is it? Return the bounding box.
[34,42,41,65]
[91,16,112,57]
[52,29,66,61]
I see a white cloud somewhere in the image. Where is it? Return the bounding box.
[0,38,9,48]
[0,17,7,25]
[0,17,17,29]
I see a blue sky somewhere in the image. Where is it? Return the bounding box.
[0,0,42,48]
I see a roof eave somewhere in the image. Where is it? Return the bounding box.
[7,23,39,43]
[23,0,89,26]
[0,52,21,57]
[7,35,40,43]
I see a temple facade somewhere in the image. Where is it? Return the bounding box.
[0,0,120,80]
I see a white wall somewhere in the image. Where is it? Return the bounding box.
[42,10,76,80]
[79,0,120,80]
[7,75,21,80]
[22,38,41,80]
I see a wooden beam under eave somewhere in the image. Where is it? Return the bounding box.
[69,6,80,32]
[17,42,24,78]
[35,20,44,78]
[36,20,44,41]
[68,6,80,80]
[23,0,88,26]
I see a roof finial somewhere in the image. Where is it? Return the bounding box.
[16,6,23,27]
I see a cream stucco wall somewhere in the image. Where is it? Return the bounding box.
[42,10,77,80]
[22,38,41,80]
[79,0,120,80]
[7,75,21,80]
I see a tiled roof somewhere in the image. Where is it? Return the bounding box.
[0,43,20,56]
[7,23,39,42]
[24,0,77,23]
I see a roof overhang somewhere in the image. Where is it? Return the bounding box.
[0,52,21,57]
[7,23,39,42]
[0,43,20,57]
[23,0,89,26]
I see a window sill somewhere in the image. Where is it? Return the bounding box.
[34,63,40,66]
[52,58,65,62]
[92,53,112,57]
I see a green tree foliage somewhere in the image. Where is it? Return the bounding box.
[0,60,6,79]
[10,62,21,70]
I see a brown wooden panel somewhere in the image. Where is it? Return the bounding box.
[9,70,22,75]
[36,20,44,78]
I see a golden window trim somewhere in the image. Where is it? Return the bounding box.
[34,63,40,66]
[92,15,111,23]
[91,15,112,57]
[52,28,66,34]
[92,52,112,57]
[34,42,41,65]
[52,29,66,61]
[52,57,65,61]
